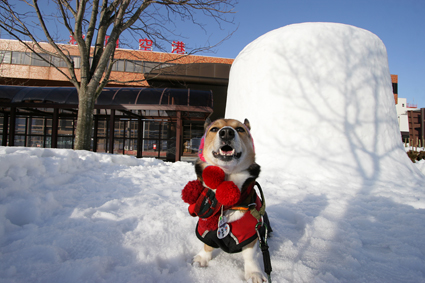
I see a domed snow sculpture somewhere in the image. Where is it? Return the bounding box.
[226,22,421,183]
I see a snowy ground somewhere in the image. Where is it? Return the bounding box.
[1,146,424,283]
[2,22,424,282]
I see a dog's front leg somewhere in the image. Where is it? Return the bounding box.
[193,244,214,267]
[242,240,267,283]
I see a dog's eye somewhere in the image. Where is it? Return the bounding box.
[210,127,219,132]
[236,127,245,133]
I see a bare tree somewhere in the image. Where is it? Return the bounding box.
[0,0,236,150]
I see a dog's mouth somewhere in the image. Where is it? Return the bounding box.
[212,145,242,161]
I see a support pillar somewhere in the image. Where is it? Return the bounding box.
[93,109,99,152]
[109,109,115,154]
[2,112,9,146]
[9,107,16,146]
[137,117,142,158]
[52,108,59,148]
[175,111,182,162]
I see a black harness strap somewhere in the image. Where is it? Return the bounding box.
[256,221,272,282]
[228,181,273,281]
[253,182,272,282]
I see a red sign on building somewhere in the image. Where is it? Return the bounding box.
[139,38,153,51]
[69,35,77,45]
[171,41,186,54]
[69,34,85,45]
[105,36,119,48]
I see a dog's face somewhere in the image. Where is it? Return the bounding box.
[201,118,255,173]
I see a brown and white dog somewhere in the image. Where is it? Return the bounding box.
[182,118,268,283]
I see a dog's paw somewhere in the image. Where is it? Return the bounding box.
[192,249,212,267]
[245,271,267,283]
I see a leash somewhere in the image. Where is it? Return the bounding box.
[253,182,272,283]
[229,181,273,282]
[256,220,272,283]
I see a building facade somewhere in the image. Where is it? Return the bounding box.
[396,97,418,141]
[0,39,233,161]
[407,108,425,147]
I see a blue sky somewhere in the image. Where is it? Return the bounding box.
[1,0,423,108]
[206,0,424,108]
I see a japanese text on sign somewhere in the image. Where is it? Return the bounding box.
[171,41,186,54]
[139,38,153,51]
[105,36,119,48]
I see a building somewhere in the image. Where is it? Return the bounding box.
[0,39,233,161]
[392,74,398,104]
[396,97,418,141]
[407,108,425,147]
[393,75,424,146]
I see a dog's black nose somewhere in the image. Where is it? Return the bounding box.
[219,127,235,140]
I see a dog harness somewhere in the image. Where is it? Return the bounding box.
[195,181,268,254]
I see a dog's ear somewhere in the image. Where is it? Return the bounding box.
[204,117,212,131]
[244,118,251,130]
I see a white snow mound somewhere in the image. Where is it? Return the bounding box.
[226,22,422,183]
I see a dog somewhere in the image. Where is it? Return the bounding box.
[181,118,270,283]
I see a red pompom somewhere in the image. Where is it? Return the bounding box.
[202,166,225,189]
[198,213,220,231]
[182,180,204,204]
[215,181,241,206]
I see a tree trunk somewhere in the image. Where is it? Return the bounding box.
[74,88,95,150]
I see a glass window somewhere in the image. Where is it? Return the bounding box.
[15,117,26,134]
[0,51,12,64]
[124,139,137,156]
[142,139,158,155]
[144,121,160,139]
[133,61,143,73]
[164,140,176,161]
[183,121,204,153]
[11,52,31,65]
[14,135,25,146]
[128,120,138,138]
[114,120,125,138]
[29,118,44,135]
[161,122,176,140]
[144,61,157,73]
[31,53,51,67]
[51,56,68,68]
[45,118,52,135]
[112,60,125,72]
[97,120,108,137]
[125,60,134,72]
[125,60,142,73]
[71,56,80,68]
[27,136,44,148]
[45,136,52,148]
[57,137,73,149]
[58,119,73,136]
[113,138,124,154]
[97,138,108,153]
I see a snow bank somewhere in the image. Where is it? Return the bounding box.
[0,147,200,283]
[226,22,422,185]
[1,147,425,282]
